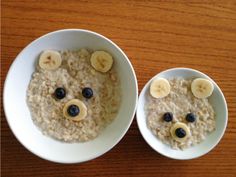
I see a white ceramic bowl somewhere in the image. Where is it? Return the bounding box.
[136,68,228,160]
[3,29,138,163]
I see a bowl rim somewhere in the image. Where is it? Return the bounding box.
[3,29,138,163]
[136,67,228,160]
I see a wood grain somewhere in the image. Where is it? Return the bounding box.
[1,1,236,177]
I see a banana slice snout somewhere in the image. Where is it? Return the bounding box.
[170,122,190,142]
[63,99,87,121]
[39,50,62,70]
[150,78,171,98]
[191,78,214,99]
[90,51,113,73]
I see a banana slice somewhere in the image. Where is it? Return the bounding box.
[39,50,62,70]
[170,122,190,142]
[191,78,214,99]
[150,78,171,98]
[90,51,113,73]
[63,99,87,121]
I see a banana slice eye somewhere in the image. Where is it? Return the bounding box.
[150,78,171,98]
[170,122,190,142]
[63,99,87,121]
[191,78,214,99]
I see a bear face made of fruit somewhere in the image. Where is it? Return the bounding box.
[149,77,214,143]
[38,49,114,122]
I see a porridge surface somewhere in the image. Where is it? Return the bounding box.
[27,49,121,142]
[145,78,215,149]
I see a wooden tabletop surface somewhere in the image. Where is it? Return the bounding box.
[1,1,236,177]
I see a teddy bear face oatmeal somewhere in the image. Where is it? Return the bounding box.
[146,77,216,150]
[27,49,121,142]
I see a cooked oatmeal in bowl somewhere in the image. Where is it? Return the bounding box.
[136,68,228,159]
[4,29,138,163]
[27,48,121,142]
[146,78,215,150]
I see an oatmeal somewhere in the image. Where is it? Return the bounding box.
[27,49,121,142]
[146,78,215,149]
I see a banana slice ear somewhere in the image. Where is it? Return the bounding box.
[90,51,113,73]
[191,78,214,99]
[150,78,171,98]
[39,50,62,70]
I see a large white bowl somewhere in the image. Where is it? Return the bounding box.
[136,68,228,160]
[3,29,138,163]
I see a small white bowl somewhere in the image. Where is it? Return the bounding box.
[136,68,228,160]
[3,29,138,163]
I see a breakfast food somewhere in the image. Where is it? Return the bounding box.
[27,49,121,142]
[38,50,62,70]
[146,78,215,150]
[170,122,190,143]
[90,51,113,73]
[63,99,87,121]
[150,78,170,98]
[191,78,214,98]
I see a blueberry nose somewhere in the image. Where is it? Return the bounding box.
[67,104,80,117]
[175,128,186,138]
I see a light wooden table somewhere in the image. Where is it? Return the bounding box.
[1,1,236,177]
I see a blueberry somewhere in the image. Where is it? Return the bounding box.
[186,113,196,122]
[163,112,173,122]
[54,87,66,99]
[67,105,80,117]
[82,87,93,99]
[175,128,186,138]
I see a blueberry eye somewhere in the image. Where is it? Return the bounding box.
[186,113,196,123]
[67,104,80,117]
[82,87,93,99]
[163,112,173,122]
[54,87,66,99]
